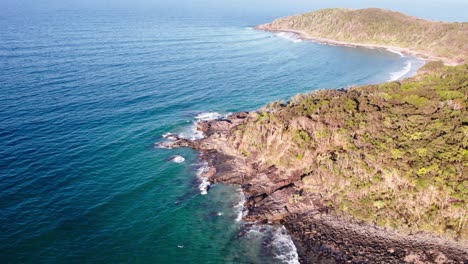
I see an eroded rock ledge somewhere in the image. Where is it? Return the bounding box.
[158,112,467,263]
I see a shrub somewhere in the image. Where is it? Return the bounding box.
[404,94,429,107]
[391,149,405,159]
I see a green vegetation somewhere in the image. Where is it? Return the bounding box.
[229,63,468,240]
[259,8,468,64]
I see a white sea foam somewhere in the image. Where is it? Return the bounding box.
[154,143,172,149]
[199,178,210,195]
[388,48,405,57]
[270,226,300,264]
[245,225,263,235]
[389,61,412,81]
[159,112,228,194]
[154,133,178,149]
[245,225,300,264]
[171,155,185,163]
[178,112,229,140]
[195,112,224,121]
[234,187,247,222]
[162,133,179,141]
[274,32,302,43]
[196,163,210,195]
[178,123,204,140]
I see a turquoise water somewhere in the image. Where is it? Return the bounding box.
[0,10,422,263]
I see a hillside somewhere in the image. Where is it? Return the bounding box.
[257,8,468,65]
[162,62,468,261]
[229,62,467,240]
[159,9,468,261]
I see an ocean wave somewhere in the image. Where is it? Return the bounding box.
[270,226,300,264]
[246,225,300,264]
[388,48,405,57]
[274,32,302,43]
[158,112,227,195]
[176,112,228,140]
[196,163,211,195]
[177,124,204,140]
[195,112,225,121]
[154,133,179,149]
[162,132,175,139]
[389,61,412,81]
[234,187,247,222]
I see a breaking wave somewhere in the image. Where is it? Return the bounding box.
[270,226,300,264]
[195,112,224,121]
[246,225,300,264]
[388,48,405,57]
[234,187,247,222]
[389,61,412,81]
[196,162,210,195]
[274,32,302,43]
[177,112,228,140]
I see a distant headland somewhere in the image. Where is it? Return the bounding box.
[256,8,468,65]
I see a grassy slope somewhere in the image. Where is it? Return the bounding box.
[260,8,468,64]
[229,62,467,240]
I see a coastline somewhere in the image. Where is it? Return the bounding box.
[155,20,467,263]
[255,26,460,66]
[159,112,468,263]
[265,28,424,82]
[157,111,468,263]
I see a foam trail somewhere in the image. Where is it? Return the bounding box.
[389,61,412,81]
[158,111,227,195]
[195,112,224,121]
[246,225,300,264]
[196,163,210,195]
[178,112,229,140]
[271,226,300,264]
[274,32,302,43]
[177,124,204,140]
[388,48,405,57]
[234,187,247,222]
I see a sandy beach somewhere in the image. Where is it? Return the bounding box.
[255,26,461,66]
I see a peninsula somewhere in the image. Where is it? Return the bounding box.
[160,8,468,263]
[256,8,468,65]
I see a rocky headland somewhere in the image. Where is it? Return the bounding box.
[256,8,468,66]
[158,8,468,263]
[158,62,467,263]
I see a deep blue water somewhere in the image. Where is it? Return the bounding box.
[0,10,423,263]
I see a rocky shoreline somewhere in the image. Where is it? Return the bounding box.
[157,113,468,263]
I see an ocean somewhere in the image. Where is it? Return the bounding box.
[0,9,424,263]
